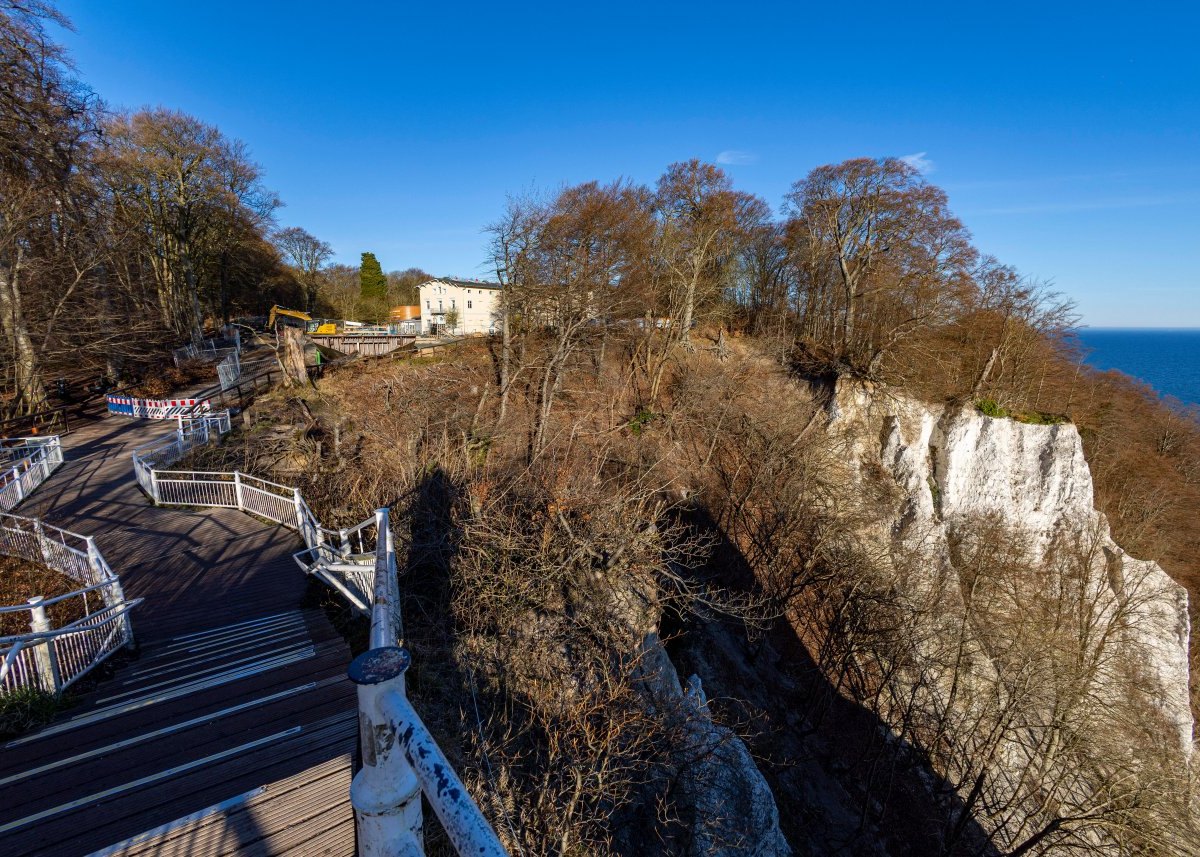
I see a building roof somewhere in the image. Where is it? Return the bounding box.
[423,277,502,291]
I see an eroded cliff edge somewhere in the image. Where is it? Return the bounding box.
[830,380,1194,760]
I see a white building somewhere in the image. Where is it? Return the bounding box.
[418,278,502,335]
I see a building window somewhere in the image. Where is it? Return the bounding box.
[426,299,430,309]
[467,300,473,309]
[451,299,456,309]
[438,300,443,312]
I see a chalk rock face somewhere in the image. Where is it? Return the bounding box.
[641,636,792,857]
[832,381,1194,757]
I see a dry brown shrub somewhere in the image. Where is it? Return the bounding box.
[0,555,87,636]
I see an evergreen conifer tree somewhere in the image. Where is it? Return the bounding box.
[359,252,387,302]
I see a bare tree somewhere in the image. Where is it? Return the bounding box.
[319,262,361,321]
[635,160,762,401]
[489,180,653,453]
[783,157,977,376]
[101,108,276,341]
[274,226,332,313]
[0,0,98,413]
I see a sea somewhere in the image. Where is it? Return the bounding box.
[1075,329,1200,408]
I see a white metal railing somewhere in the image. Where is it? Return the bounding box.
[0,436,63,512]
[178,409,231,438]
[128,434,507,854]
[129,415,232,500]
[132,424,374,606]
[349,508,506,856]
[1,598,141,695]
[0,510,139,696]
[217,350,241,390]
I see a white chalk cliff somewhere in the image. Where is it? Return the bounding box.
[830,381,1194,760]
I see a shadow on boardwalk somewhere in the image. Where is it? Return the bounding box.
[0,413,357,856]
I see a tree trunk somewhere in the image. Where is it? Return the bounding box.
[280,325,308,387]
[0,254,47,416]
[837,251,857,355]
[679,266,698,348]
[971,347,999,398]
[498,306,513,423]
[219,249,231,324]
[181,247,204,344]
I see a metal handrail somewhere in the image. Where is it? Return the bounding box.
[349,507,506,856]
[0,578,120,614]
[369,509,399,650]
[0,435,63,512]
[0,599,143,646]
[127,419,506,855]
[376,690,507,857]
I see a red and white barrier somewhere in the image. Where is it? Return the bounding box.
[106,395,211,420]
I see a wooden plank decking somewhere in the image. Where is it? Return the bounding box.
[0,413,357,856]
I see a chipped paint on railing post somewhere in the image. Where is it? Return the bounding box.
[27,596,62,693]
[349,646,424,856]
[377,690,509,857]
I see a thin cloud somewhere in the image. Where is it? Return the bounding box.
[716,150,757,166]
[900,151,934,174]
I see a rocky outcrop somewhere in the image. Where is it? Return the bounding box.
[640,634,792,857]
[831,380,1194,758]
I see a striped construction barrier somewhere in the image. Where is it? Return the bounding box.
[106,395,211,420]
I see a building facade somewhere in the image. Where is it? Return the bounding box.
[418,278,502,335]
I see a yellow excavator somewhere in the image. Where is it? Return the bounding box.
[306,319,342,335]
[267,305,311,331]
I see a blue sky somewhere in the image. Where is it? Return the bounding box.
[55,1,1199,326]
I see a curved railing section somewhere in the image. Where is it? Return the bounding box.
[0,511,140,696]
[132,419,375,612]
[130,424,508,855]
[0,436,64,512]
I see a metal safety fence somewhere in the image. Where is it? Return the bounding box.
[0,511,139,696]
[0,436,64,512]
[128,431,507,855]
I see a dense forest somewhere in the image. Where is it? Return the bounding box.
[5,2,1200,855]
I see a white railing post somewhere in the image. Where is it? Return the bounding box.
[292,488,309,543]
[149,467,161,503]
[234,470,245,510]
[87,535,134,649]
[349,648,424,856]
[10,466,22,503]
[33,518,53,566]
[28,596,62,693]
[84,535,106,587]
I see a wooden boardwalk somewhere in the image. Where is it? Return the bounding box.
[0,415,357,855]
